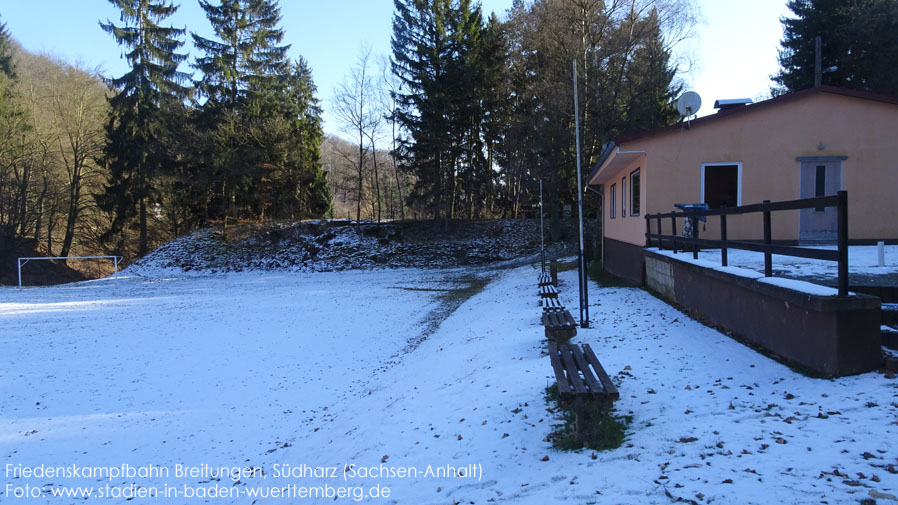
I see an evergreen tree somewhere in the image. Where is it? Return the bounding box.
[391,0,484,223]
[774,0,898,96]
[192,0,294,222]
[0,15,22,239]
[192,0,290,115]
[0,15,17,135]
[0,16,14,80]
[273,57,330,219]
[477,13,509,216]
[98,0,189,257]
[623,8,681,135]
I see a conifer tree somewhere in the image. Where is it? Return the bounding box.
[775,0,898,96]
[97,0,189,256]
[274,57,330,219]
[192,0,290,115]
[623,8,681,135]
[391,0,484,223]
[192,0,295,221]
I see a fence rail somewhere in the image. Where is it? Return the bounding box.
[644,191,848,296]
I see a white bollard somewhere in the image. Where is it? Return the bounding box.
[878,241,886,267]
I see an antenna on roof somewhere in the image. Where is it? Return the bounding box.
[676,91,702,129]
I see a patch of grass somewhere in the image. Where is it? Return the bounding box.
[544,383,560,403]
[556,260,579,272]
[394,275,490,303]
[439,275,491,304]
[397,274,493,354]
[587,261,637,288]
[545,384,631,451]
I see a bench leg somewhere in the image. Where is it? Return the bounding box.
[570,397,613,447]
[544,327,577,344]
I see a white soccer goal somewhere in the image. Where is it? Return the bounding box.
[17,256,123,288]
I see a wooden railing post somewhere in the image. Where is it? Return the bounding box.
[692,215,699,260]
[837,190,848,296]
[763,200,772,277]
[671,216,677,254]
[720,205,728,267]
[656,216,663,250]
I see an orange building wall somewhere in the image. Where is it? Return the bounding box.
[595,92,898,246]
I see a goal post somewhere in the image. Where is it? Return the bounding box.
[17,256,123,288]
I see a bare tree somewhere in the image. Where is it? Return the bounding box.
[378,54,404,221]
[44,60,108,257]
[333,45,376,225]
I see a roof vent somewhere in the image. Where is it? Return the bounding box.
[714,98,753,112]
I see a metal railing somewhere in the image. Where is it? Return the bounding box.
[644,191,848,296]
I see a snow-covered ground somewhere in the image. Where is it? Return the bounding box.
[2,266,898,504]
[650,245,898,284]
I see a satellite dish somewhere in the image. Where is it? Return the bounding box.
[677,91,702,117]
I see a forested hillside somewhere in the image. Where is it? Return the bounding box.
[0,0,696,277]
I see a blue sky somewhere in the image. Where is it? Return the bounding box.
[2,0,790,139]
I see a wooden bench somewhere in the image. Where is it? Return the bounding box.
[538,284,559,299]
[538,272,553,287]
[542,309,577,342]
[548,342,619,444]
[541,297,564,312]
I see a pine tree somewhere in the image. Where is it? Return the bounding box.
[478,13,509,216]
[192,0,292,222]
[391,0,485,223]
[274,57,330,219]
[774,0,898,96]
[0,15,17,131]
[623,8,681,135]
[0,15,22,240]
[0,16,14,80]
[192,0,290,115]
[98,0,189,257]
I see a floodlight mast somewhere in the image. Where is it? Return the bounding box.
[540,178,546,273]
[573,60,589,328]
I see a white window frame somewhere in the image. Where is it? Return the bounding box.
[630,168,640,216]
[701,162,742,208]
[609,183,616,219]
[621,176,627,218]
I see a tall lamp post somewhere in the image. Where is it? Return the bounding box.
[573,60,589,328]
[540,178,546,272]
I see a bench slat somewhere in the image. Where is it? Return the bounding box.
[583,344,620,400]
[559,345,588,394]
[570,344,603,394]
[547,343,571,395]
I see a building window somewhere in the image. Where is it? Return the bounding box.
[609,184,616,218]
[630,168,640,216]
[621,176,627,218]
[701,162,741,209]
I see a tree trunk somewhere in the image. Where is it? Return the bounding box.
[17,162,30,237]
[391,123,404,220]
[356,131,364,226]
[138,168,148,257]
[371,142,381,222]
[34,175,48,245]
[60,169,82,258]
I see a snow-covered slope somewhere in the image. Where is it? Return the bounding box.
[126,219,574,276]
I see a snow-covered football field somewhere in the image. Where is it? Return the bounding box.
[2,265,898,504]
